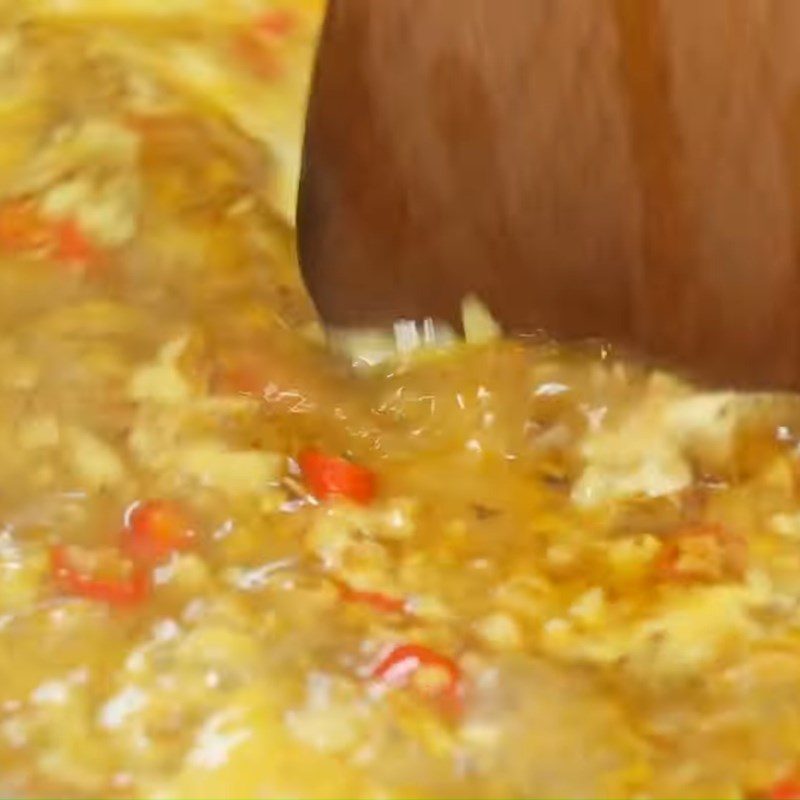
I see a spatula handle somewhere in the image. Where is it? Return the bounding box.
[299,0,800,389]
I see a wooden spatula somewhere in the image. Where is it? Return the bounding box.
[298,0,800,390]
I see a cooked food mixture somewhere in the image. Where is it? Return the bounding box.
[3,3,800,799]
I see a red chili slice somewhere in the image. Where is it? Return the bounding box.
[235,10,295,80]
[50,545,149,607]
[762,777,800,800]
[339,582,406,614]
[254,9,297,38]
[52,217,106,270]
[299,449,377,505]
[0,200,105,271]
[0,200,50,252]
[371,643,462,714]
[122,500,196,563]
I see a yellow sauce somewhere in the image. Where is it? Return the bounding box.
[0,5,798,799]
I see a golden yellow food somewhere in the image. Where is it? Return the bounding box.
[1,3,800,799]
